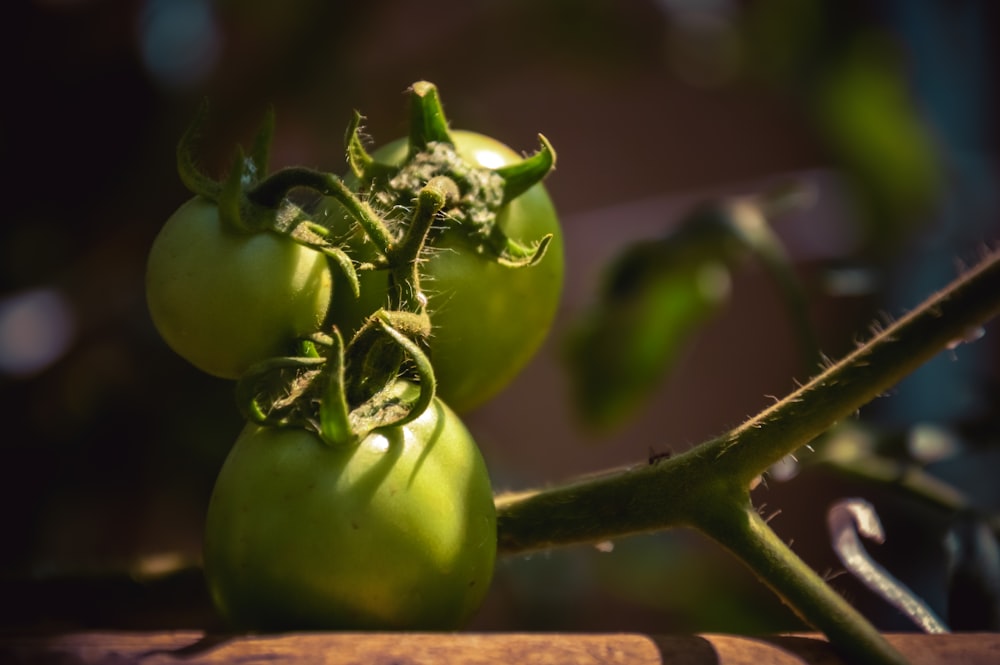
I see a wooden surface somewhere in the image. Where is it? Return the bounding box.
[1,631,998,664]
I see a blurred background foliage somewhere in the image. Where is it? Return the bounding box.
[2,0,998,635]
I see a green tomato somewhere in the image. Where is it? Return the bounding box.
[329,131,564,413]
[146,196,333,379]
[202,390,497,630]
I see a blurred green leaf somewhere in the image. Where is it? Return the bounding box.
[744,1,944,252]
[565,189,816,431]
[811,34,942,238]
[565,239,731,430]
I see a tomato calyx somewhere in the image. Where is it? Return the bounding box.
[345,81,557,269]
[176,102,368,297]
[177,101,284,235]
[171,81,560,421]
[235,309,435,448]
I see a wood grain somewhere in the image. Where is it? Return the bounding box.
[0,631,997,664]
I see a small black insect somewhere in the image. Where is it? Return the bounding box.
[648,447,672,465]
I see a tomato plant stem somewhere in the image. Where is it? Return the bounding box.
[498,247,1000,547]
[250,167,395,255]
[697,494,911,665]
[706,245,1000,486]
[388,184,447,312]
[496,246,1000,665]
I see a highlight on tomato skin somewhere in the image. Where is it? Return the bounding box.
[202,390,497,630]
[145,196,333,380]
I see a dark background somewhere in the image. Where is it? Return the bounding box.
[2,0,998,634]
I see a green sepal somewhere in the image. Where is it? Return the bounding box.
[345,309,431,407]
[248,106,276,181]
[344,111,400,184]
[408,81,453,153]
[298,335,326,358]
[235,354,327,428]
[315,243,362,299]
[217,147,254,233]
[318,328,353,447]
[182,105,281,236]
[493,230,554,268]
[176,99,221,200]
[234,311,436,447]
[345,111,373,179]
[363,314,436,430]
[325,311,435,445]
[496,134,556,205]
[287,220,362,299]
[341,313,437,443]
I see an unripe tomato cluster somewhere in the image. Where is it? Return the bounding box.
[144,84,563,630]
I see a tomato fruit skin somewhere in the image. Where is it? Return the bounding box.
[202,394,497,630]
[329,131,564,413]
[146,196,333,379]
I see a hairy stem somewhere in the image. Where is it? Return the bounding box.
[496,247,1000,664]
[705,246,1000,486]
[498,247,1000,550]
[386,182,448,313]
[249,167,394,254]
[699,493,911,665]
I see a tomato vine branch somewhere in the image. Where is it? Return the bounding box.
[699,495,912,665]
[495,246,1000,665]
[248,167,395,255]
[497,246,1000,547]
